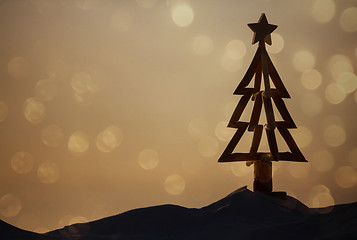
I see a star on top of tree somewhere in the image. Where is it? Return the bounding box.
[248,13,277,45]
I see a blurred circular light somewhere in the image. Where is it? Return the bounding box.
[291,126,312,148]
[300,93,323,116]
[138,149,159,170]
[188,118,209,139]
[171,5,194,27]
[11,151,34,174]
[35,79,58,101]
[42,124,65,147]
[292,50,315,72]
[197,136,219,157]
[136,0,156,8]
[311,0,335,23]
[96,126,123,153]
[225,39,246,60]
[231,163,250,177]
[8,57,28,80]
[311,150,334,172]
[0,194,22,217]
[335,166,357,188]
[339,7,357,32]
[325,83,346,104]
[68,132,89,155]
[300,69,322,90]
[164,174,185,195]
[336,72,357,93]
[323,124,346,147]
[23,98,46,124]
[0,101,8,122]
[328,54,353,78]
[37,162,59,184]
[308,185,334,212]
[192,35,214,56]
[111,11,132,32]
[215,121,235,141]
[267,33,284,54]
[287,162,310,178]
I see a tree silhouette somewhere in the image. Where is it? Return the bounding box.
[218,13,307,193]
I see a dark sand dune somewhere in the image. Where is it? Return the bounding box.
[2,187,357,240]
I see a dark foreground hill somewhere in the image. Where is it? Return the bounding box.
[2,186,357,240]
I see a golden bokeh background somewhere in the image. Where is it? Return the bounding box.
[0,0,356,233]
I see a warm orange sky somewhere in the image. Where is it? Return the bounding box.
[0,0,356,233]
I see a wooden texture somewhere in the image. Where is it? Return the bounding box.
[276,122,306,162]
[248,91,263,131]
[265,125,279,161]
[267,54,290,98]
[218,152,307,162]
[254,161,272,192]
[219,123,249,161]
[247,13,277,45]
[228,94,251,127]
[262,95,276,131]
[254,63,262,91]
[249,125,263,153]
[272,89,296,128]
[261,45,271,98]
[234,48,261,95]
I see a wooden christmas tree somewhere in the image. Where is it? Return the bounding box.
[218,13,307,193]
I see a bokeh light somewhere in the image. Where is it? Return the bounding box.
[96,126,123,153]
[309,185,335,213]
[311,0,335,23]
[23,98,46,124]
[35,79,58,101]
[311,150,334,173]
[197,136,219,157]
[325,83,346,104]
[225,39,246,60]
[323,124,346,147]
[300,93,323,116]
[138,149,159,170]
[266,33,284,54]
[328,54,353,79]
[0,194,22,218]
[164,174,185,195]
[0,101,8,122]
[292,50,315,72]
[42,124,65,147]
[68,132,90,155]
[300,69,322,90]
[336,72,357,94]
[215,121,235,142]
[7,57,28,80]
[188,118,209,139]
[339,7,357,32]
[11,151,35,174]
[231,163,250,177]
[37,162,60,184]
[335,166,357,188]
[192,35,214,56]
[287,162,310,178]
[291,126,312,148]
[171,4,194,27]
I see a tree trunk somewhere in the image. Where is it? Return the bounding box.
[253,161,272,192]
